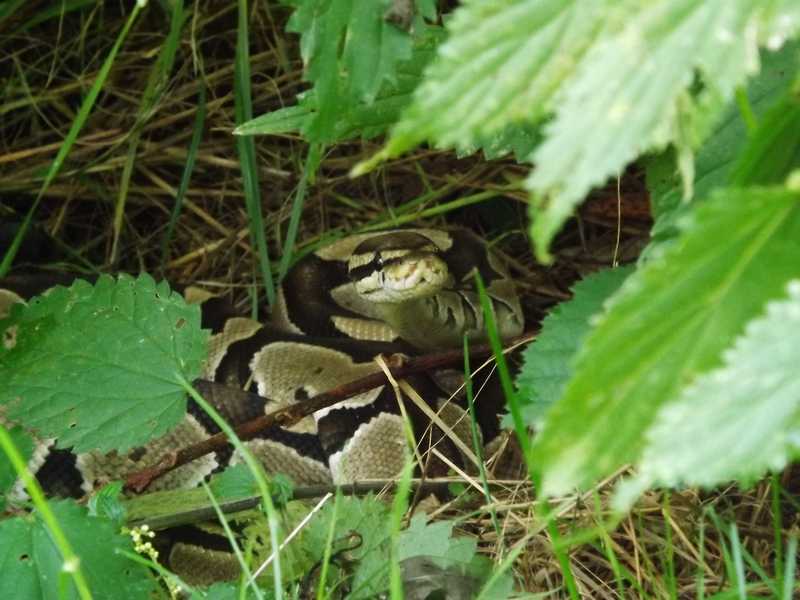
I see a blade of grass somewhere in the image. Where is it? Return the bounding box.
[389,459,414,600]
[662,493,678,600]
[110,0,186,264]
[473,272,532,473]
[0,424,92,600]
[201,481,265,600]
[771,473,784,594]
[362,189,501,232]
[707,508,736,591]
[235,0,276,307]
[593,492,625,598]
[316,490,341,600]
[277,142,322,282]
[782,535,797,600]
[0,0,27,26]
[696,513,707,600]
[463,335,502,551]
[0,1,144,277]
[475,272,578,599]
[160,85,207,272]
[18,0,95,33]
[178,375,283,600]
[730,523,746,600]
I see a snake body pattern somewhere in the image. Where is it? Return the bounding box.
[1,228,524,501]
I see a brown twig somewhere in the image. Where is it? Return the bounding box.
[124,330,537,492]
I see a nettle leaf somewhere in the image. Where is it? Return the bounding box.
[645,41,799,252]
[528,0,800,261]
[385,0,608,155]
[398,515,474,563]
[532,186,800,496]
[621,280,800,498]
[398,515,513,599]
[238,35,441,143]
[513,266,632,425]
[0,426,33,512]
[0,499,156,599]
[286,0,426,141]
[306,495,391,598]
[728,90,800,187]
[0,274,208,453]
[376,0,799,260]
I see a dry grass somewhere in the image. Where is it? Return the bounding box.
[1,3,795,598]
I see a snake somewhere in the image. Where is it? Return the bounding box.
[1,227,524,583]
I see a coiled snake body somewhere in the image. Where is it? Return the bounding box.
[2,228,524,498]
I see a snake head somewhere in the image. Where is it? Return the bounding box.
[347,231,450,303]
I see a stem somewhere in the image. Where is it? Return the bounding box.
[0,425,93,600]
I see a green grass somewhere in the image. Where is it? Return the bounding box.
[161,85,207,272]
[235,0,276,308]
[0,1,145,277]
[111,0,186,264]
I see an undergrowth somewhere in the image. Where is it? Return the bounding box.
[1,0,800,598]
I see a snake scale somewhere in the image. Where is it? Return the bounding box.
[1,228,523,580]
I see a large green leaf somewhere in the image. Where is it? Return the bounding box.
[371,0,799,260]
[0,499,156,599]
[513,266,632,425]
[645,40,799,250]
[0,274,208,453]
[384,0,609,154]
[532,186,800,496]
[528,0,800,261]
[619,280,800,498]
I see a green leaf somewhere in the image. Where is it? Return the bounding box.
[385,0,608,156]
[645,41,799,249]
[209,464,258,500]
[374,0,799,260]
[87,482,126,525]
[0,426,33,511]
[398,515,475,564]
[462,122,542,163]
[622,280,800,497]
[238,38,440,143]
[397,515,514,599]
[513,266,632,425]
[0,499,156,599]
[234,104,315,136]
[528,1,800,261]
[533,186,800,496]
[208,464,299,504]
[286,0,424,141]
[306,495,391,598]
[0,274,208,453]
[729,88,800,186]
